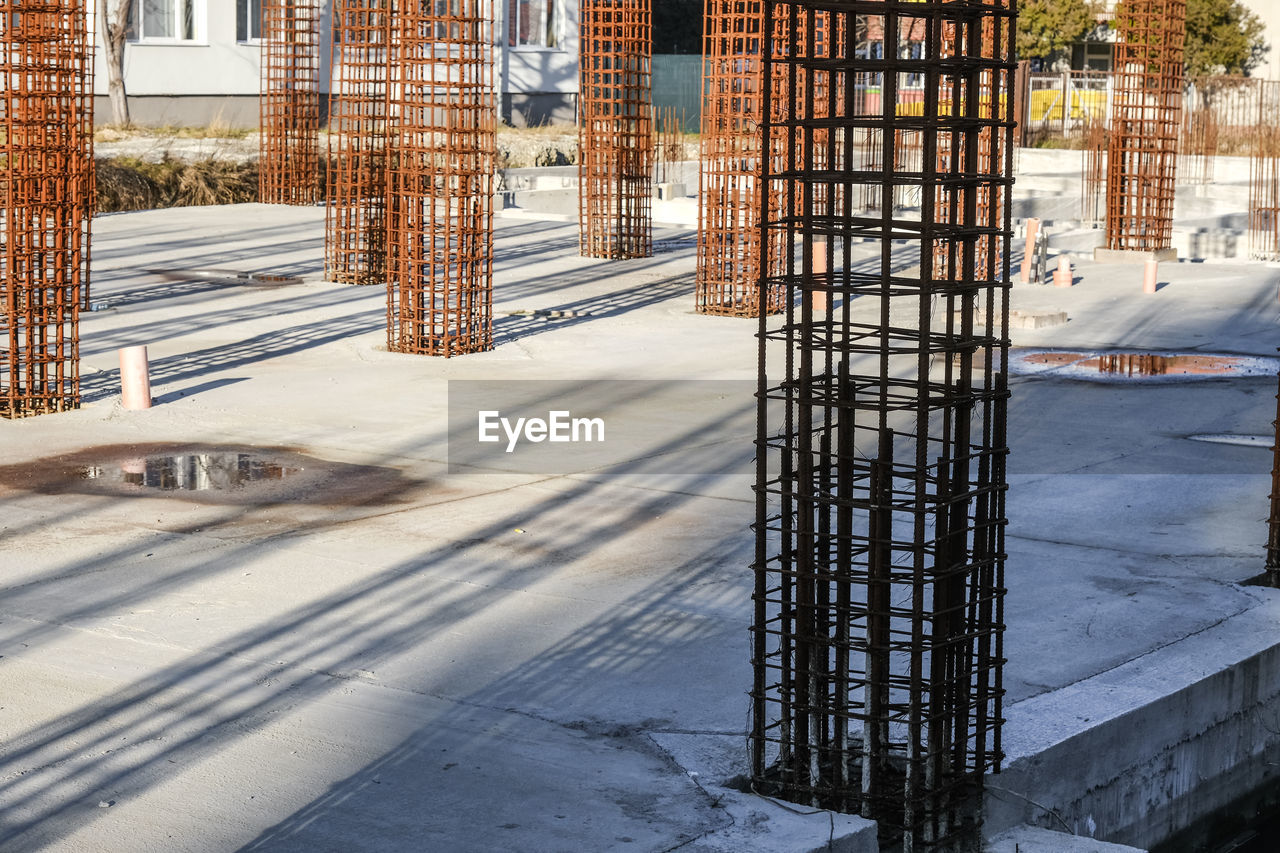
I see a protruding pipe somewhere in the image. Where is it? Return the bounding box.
[811,237,829,313]
[1020,218,1040,283]
[119,346,153,410]
[1053,254,1073,287]
[1143,257,1159,294]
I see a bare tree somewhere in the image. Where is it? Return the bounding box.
[98,0,133,125]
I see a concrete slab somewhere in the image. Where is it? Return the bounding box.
[0,192,1275,853]
[1094,247,1179,263]
[987,825,1147,852]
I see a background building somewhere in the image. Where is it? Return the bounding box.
[91,0,580,127]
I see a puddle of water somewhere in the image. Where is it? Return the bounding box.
[1010,350,1280,382]
[78,453,301,492]
[0,443,422,507]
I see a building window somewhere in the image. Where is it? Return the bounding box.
[236,0,261,42]
[509,0,555,48]
[128,0,202,41]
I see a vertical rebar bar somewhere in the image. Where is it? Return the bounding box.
[1104,0,1185,252]
[326,0,392,283]
[0,0,93,418]
[578,0,652,259]
[260,0,322,205]
[752,1,1014,849]
[386,0,496,356]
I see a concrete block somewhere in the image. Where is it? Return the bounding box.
[656,181,687,200]
[987,826,1147,853]
[1093,247,1178,263]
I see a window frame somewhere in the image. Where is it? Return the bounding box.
[235,0,262,43]
[508,0,559,52]
[127,0,207,45]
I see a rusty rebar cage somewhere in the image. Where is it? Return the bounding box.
[386,0,496,356]
[1104,0,1185,252]
[0,0,93,419]
[696,0,783,317]
[1178,78,1218,186]
[260,0,321,205]
[752,1,1014,849]
[1248,86,1280,262]
[1081,113,1107,224]
[578,0,653,259]
[326,0,392,284]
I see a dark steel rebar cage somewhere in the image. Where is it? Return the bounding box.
[260,0,322,205]
[752,1,1014,849]
[326,0,392,284]
[0,0,93,418]
[578,0,652,259]
[696,0,784,317]
[386,0,496,356]
[1104,0,1185,252]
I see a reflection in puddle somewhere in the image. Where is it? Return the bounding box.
[1010,350,1279,381]
[80,453,300,492]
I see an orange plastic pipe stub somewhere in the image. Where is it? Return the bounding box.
[1143,258,1159,294]
[1053,254,1072,287]
[1020,218,1040,283]
[119,346,153,410]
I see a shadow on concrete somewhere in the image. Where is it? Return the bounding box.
[0,389,756,851]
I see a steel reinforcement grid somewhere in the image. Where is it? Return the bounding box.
[0,0,92,418]
[260,0,321,205]
[1104,0,1185,252]
[1248,83,1280,262]
[752,1,1014,850]
[326,0,392,284]
[578,0,653,259]
[697,0,784,317]
[386,0,496,356]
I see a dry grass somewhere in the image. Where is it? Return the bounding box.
[95,122,255,143]
[497,123,578,168]
[96,156,259,212]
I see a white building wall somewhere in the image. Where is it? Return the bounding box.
[91,0,579,127]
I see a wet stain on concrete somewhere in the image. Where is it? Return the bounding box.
[1010,350,1280,382]
[0,443,422,507]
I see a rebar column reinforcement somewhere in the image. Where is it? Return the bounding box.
[386,0,496,356]
[752,1,1014,850]
[1104,0,1185,252]
[578,0,653,259]
[1248,84,1280,262]
[326,0,392,284]
[0,0,93,418]
[697,0,783,316]
[260,0,321,205]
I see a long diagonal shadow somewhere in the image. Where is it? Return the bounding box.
[0,394,756,850]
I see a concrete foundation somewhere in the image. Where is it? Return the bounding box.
[1093,246,1179,263]
[0,142,1277,850]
